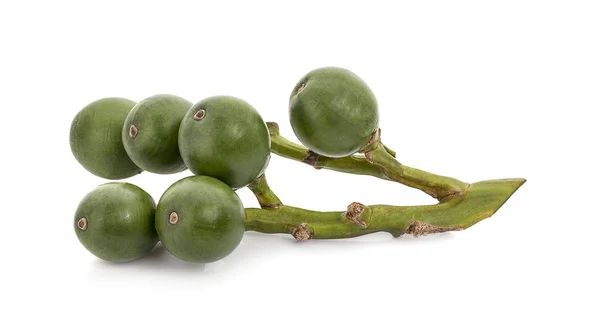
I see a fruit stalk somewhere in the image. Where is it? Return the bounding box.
[247,174,282,209]
[267,122,468,201]
[245,122,526,240]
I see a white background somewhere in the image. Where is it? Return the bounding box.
[1,1,598,328]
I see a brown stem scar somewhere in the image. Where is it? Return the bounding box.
[359,129,381,153]
[405,221,463,236]
[129,125,138,138]
[77,217,88,230]
[366,129,379,146]
[364,152,373,163]
[169,212,179,225]
[262,203,281,209]
[298,82,306,92]
[193,109,206,121]
[345,202,367,228]
[383,143,397,158]
[291,223,313,241]
[302,150,321,168]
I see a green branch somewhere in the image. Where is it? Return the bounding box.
[243,122,525,240]
[267,122,468,201]
[247,174,282,209]
[245,179,526,239]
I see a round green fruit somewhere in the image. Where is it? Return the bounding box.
[178,96,270,189]
[156,176,246,263]
[74,182,158,262]
[289,67,379,158]
[70,98,142,179]
[122,94,191,174]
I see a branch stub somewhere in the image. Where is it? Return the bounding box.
[345,202,367,228]
[405,221,463,236]
[302,150,321,169]
[291,223,313,241]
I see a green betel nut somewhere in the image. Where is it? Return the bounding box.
[156,176,246,263]
[74,183,158,262]
[122,94,192,174]
[70,98,142,179]
[289,67,379,158]
[178,96,271,189]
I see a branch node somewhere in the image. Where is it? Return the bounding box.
[405,221,463,236]
[345,202,368,228]
[302,150,322,169]
[359,129,381,153]
[291,223,314,241]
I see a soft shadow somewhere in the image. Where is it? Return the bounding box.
[220,231,293,265]
[247,230,457,242]
[89,243,206,274]
[89,232,460,276]
[234,230,459,252]
[301,231,459,247]
[393,231,459,245]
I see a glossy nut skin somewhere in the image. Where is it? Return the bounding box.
[155,176,246,263]
[289,67,379,158]
[74,183,158,262]
[70,98,142,179]
[122,94,191,174]
[178,96,271,189]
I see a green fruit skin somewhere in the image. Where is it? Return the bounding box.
[70,98,142,179]
[74,183,158,262]
[156,176,246,263]
[289,67,379,158]
[122,94,191,174]
[178,96,271,189]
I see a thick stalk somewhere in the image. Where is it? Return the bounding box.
[244,122,526,240]
[245,178,525,240]
[267,122,468,201]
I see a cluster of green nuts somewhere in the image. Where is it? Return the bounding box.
[70,67,379,263]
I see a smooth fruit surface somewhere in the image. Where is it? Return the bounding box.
[74,183,158,262]
[70,98,141,179]
[178,96,270,189]
[122,94,191,174]
[156,176,245,263]
[289,67,379,157]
